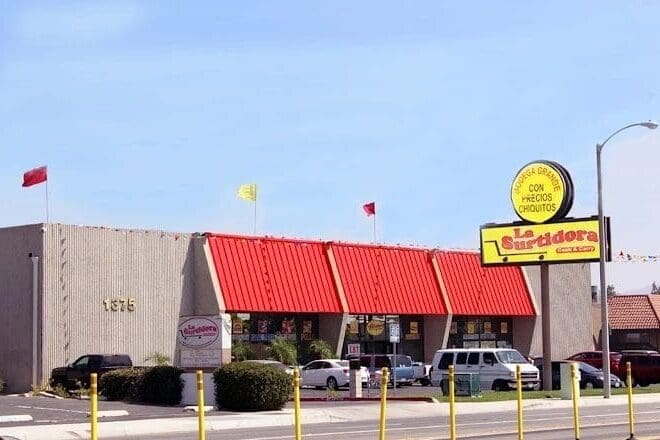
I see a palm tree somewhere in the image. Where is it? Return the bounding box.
[267,338,298,365]
[308,339,334,359]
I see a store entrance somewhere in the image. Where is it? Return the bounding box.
[343,314,424,362]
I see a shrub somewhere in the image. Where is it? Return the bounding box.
[144,352,172,366]
[100,368,144,401]
[267,338,298,366]
[308,339,334,360]
[232,340,254,361]
[214,362,292,411]
[0,374,5,393]
[139,366,183,405]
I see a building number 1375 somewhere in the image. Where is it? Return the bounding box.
[103,298,136,312]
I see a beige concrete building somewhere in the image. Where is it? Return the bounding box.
[0,223,593,392]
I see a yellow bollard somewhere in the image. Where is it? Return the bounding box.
[516,364,523,440]
[571,363,580,440]
[197,370,205,440]
[293,368,302,440]
[449,365,456,440]
[90,373,98,440]
[379,367,389,440]
[626,361,634,440]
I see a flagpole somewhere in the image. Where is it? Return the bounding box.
[45,179,50,223]
[253,199,257,235]
[372,213,376,243]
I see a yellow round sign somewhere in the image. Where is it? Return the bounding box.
[511,161,571,223]
[366,320,384,336]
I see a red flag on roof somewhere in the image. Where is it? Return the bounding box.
[22,166,48,187]
[363,202,376,216]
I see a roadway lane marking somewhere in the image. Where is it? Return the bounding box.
[88,410,130,418]
[14,405,88,414]
[0,415,33,423]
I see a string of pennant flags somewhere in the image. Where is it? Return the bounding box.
[615,251,660,263]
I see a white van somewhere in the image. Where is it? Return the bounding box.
[429,348,539,391]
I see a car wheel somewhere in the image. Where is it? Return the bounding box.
[327,376,338,390]
[492,380,509,392]
[585,381,594,389]
[420,378,430,386]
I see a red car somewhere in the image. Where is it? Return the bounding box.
[566,351,622,374]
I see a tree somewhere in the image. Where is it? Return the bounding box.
[231,340,254,361]
[606,284,617,297]
[267,337,298,365]
[308,339,334,359]
[144,352,172,366]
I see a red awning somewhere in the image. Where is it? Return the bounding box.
[436,251,535,316]
[207,234,343,313]
[330,243,448,315]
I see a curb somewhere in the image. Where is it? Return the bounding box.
[299,396,436,403]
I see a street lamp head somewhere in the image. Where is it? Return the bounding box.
[641,121,659,129]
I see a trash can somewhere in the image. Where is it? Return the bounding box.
[441,373,481,397]
[560,362,581,400]
[349,359,362,398]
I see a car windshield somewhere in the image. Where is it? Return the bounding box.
[496,350,527,364]
[578,362,600,373]
[392,355,412,367]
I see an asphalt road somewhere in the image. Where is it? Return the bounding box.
[106,401,660,440]
[0,384,434,427]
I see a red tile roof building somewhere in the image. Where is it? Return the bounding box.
[608,295,660,330]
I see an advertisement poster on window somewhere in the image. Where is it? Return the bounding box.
[281,320,294,334]
[483,321,491,333]
[467,321,476,334]
[301,320,313,340]
[500,322,508,334]
[178,315,223,368]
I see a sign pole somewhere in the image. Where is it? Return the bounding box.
[541,263,552,391]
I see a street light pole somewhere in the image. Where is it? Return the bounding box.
[596,121,658,398]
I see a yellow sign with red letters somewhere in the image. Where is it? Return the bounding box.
[481,217,607,265]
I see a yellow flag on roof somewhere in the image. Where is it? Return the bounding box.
[237,183,257,201]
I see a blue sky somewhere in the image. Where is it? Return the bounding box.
[1,1,659,291]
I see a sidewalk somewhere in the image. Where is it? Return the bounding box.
[1,393,659,440]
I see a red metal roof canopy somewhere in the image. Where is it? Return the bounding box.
[207,234,343,313]
[436,251,535,316]
[330,243,448,315]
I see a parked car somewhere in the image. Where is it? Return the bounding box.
[535,360,623,390]
[617,353,660,387]
[300,359,369,389]
[347,354,415,386]
[430,348,539,391]
[243,360,295,375]
[412,361,431,386]
[50,354,133,389]
[566,351,622,373]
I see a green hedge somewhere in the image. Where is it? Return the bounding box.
[0,373,5,393]
[99,366,182,405]
[140,366,183,405]
[214,363,292,411]
[99,368,144,401]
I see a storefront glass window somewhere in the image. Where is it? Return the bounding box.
[343,314,424,361]
[447,316,513,349]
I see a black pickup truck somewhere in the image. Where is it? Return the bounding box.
[50,354,133,389]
